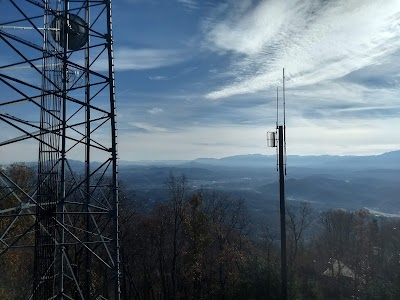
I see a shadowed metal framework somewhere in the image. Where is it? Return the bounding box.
[0,1,121,299]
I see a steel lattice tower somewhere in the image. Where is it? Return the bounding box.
[0,1,121,299]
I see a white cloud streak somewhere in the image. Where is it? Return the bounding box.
[203,0,400,99]
[116,48,185,70]
[147,107,164,114]
[177,0,199,9]
[129,121,168,133]
[148,75,169,80]
[94,48,185,71]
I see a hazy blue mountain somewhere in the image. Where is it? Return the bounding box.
[193,154,276,168]
[190,151,400,169]
[117,150,399,216]
[10,151,399,216]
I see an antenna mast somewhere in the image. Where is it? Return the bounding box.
[283,68,287,174]
[267,68,288,300]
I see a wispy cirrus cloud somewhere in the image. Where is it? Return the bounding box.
[94,47,185,71]
[148,75,170,80]
[107,1,400,159]
[116,48,185,71]
[147,107,164,115]
[128,121,168,133]
[177,0,199,9]
[203,0,400,99]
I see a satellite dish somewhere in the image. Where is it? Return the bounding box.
[51,13,88,51]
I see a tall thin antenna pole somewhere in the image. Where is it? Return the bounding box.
[276,87,279,171]
[283,68,285,128]
[283,68,287,175]
[276,86,279,128]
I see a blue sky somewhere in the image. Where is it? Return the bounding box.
[1,0,400,162]
[108,0,400,160]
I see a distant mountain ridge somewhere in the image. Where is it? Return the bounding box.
[5,150,399,172]
[188,150,400,169]
[4,151,399,216]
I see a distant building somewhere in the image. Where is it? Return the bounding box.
[322,259,355,280]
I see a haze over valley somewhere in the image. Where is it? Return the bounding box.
[116,150,400,221]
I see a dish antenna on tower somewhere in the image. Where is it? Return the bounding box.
[51,13,88,50]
